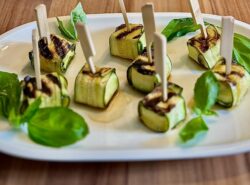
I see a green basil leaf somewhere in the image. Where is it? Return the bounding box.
[0,71,21,118]
[56,2,87,41]
[70,2,87,25]
[28,107,89,147]
[233,33,250,73]
[161,18,201,41]
[9,98,41,127]
[179,116,209,142]
[194,71,219,114]
[56,17,76,40]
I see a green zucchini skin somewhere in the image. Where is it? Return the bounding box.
[29,34,76,74]
[187,25,221,69]
[74,64,119,109]
[20,72,70,112]
[109,24,146,60]
[138,84,186,132]
[127,51,172,94]
[212,59,250,108]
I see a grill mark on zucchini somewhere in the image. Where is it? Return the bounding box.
[143,91,178,115]
[46,73,61,88]
[188,26,220,52]
[132,60,156,75]
[51,34,71,59]
[115,24,127,31]
[116,25,143,39]
[133,35,141,39]
[22,74,63,98]
[38,38,53,59]
[141,47,154,58]
[41,80,52,96]
[82,65,113,77]
[214,71,245,78]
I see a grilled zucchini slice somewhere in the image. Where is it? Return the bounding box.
[212,59,250,107]
[127,49,172,93]
[29,34,76,73]
[20,72,70,112]
[138,84,186,132]
[74,64,119,108]
[109,24,146,60]
[187,25,221,69]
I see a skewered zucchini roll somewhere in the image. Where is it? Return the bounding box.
[74,64,119,108]
[109,24,146,60]
[20,72,70,112]
[29,34,76,73]
[127,49,172,93]
[212,59,250,107]
[187,25,221,69]
[138,83,186,132]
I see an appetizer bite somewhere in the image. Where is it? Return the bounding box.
[138,84,186,132]
[212,16,250,108]
[109,0,146,60]
[75,64,119,108]
[29,4,76,73]
[138,33,186,132]
[109,24,145,60]
[29,34,75,73]
[74,23,119,109]
[212,59,250,107]
[127,4,171,93]
[20,72,70,111]
[127,49,172,93]
[187,25,221,69]
[188,0,221,69]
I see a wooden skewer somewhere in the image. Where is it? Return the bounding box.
[220,16,235,75]
[142,3,156,63]
[35,4,50,42]
[76,22,96,74]
[118,0,131,31]
[154,33,168,101]
[32,29,42,90]
[189,0,207,38]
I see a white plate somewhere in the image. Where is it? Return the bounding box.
[0,13,250,161]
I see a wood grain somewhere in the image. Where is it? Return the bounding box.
[0,0,250,185]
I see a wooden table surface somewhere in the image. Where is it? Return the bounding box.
[0,0,250,185]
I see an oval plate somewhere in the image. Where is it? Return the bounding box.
[0,13,250,161]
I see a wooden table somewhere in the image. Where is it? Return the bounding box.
[0,0,250,185]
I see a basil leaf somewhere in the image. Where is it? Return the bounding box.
[194,71,219,114]
[161,18,201,41]
[233,33,250,73]
[0,71,21,118]
[179,116,209,142]
[28,107,89,147]
[56,2,87,40]
[9,98,41,127]
[56,17,76,40]
[70,2,87,25]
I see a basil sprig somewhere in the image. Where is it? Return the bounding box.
[56,2,87,40]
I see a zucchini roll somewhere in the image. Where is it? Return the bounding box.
[138,83,186,132]
[187,25,221,69]
[212,59,250,107]
[109,24,146,60]
[29,34,76,73]
[127,49,172,93]
[74,64,119,108]
[20,72,70,112]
